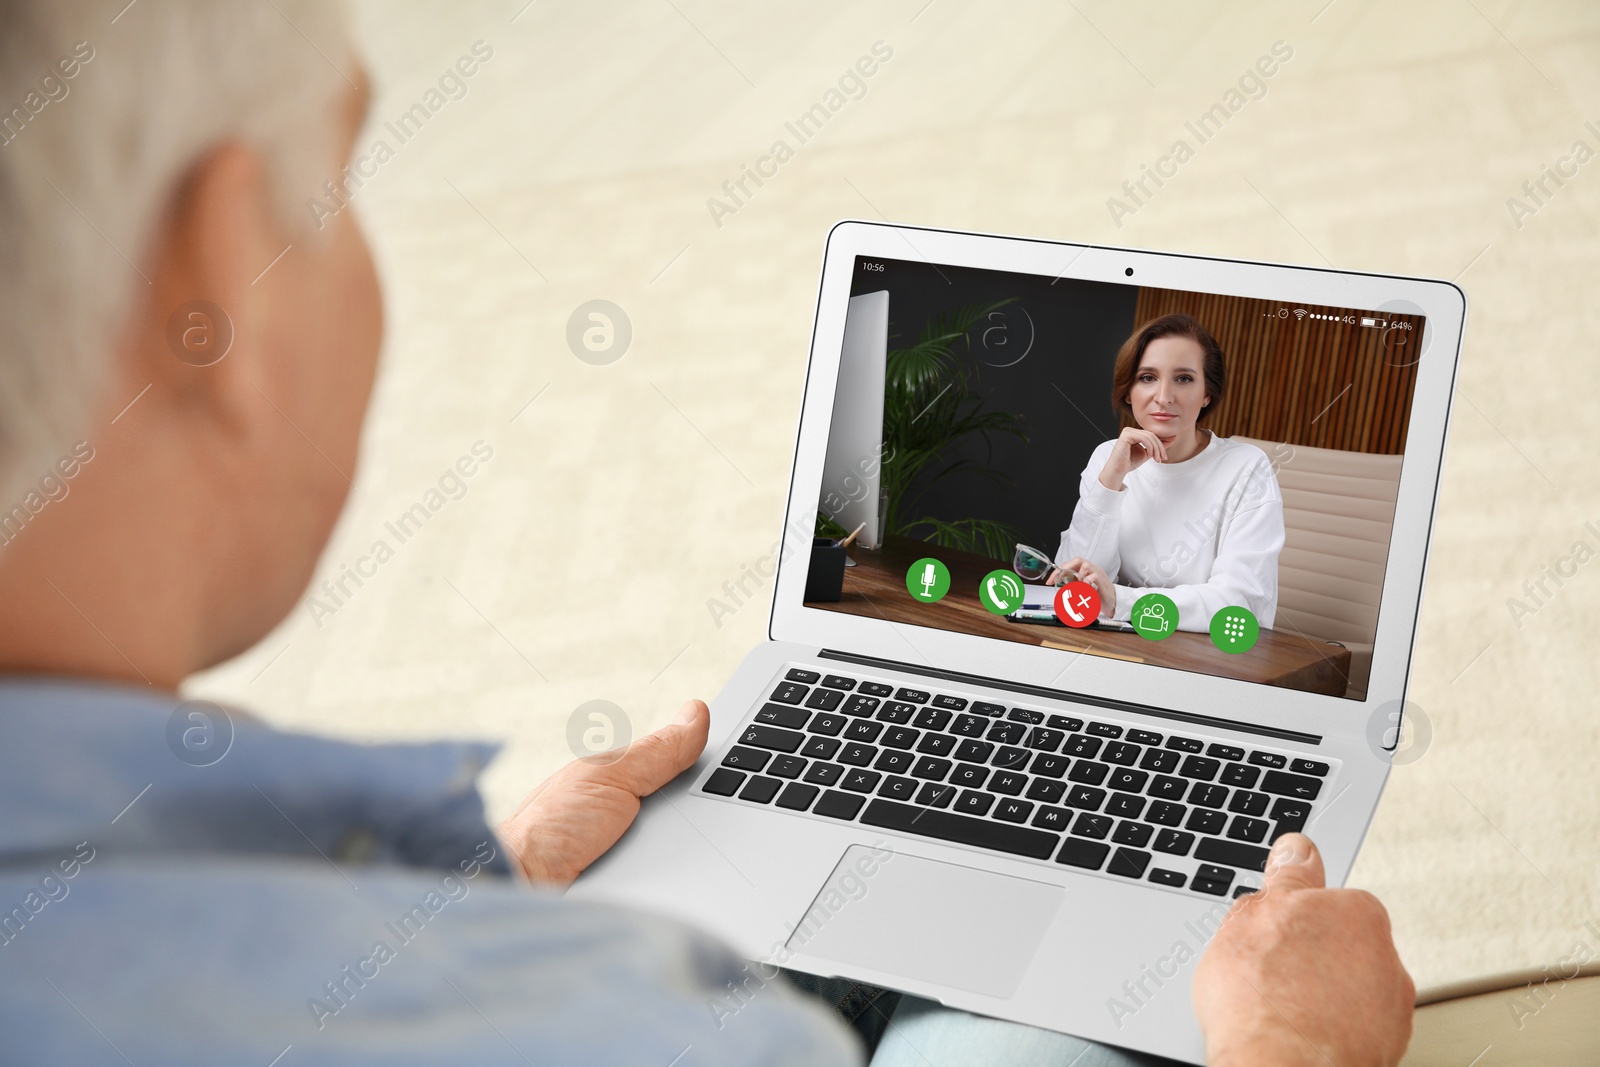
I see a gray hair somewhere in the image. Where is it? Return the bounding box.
[0,0,352,508]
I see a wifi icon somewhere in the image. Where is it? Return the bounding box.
[1293,309,1307,320]
[980,569,1026,615]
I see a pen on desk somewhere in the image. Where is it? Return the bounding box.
[838,522,866,549]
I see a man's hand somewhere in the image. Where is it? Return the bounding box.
[497,700,710,888]
[1193,833,1415,1067]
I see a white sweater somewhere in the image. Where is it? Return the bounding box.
[1055,433,1284,631]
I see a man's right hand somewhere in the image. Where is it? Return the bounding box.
[1193,833,1415,1067]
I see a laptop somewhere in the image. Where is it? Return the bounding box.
[570,222,1465,1063]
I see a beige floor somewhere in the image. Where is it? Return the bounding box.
[189,0,1600,1003]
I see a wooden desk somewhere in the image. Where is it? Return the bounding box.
[807,535,1350,697]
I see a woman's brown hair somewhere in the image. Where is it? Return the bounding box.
[1109,313,1226,428]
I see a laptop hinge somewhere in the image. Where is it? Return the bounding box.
[817,648,1323,746]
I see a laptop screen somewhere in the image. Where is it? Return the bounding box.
[805,254,1427,702]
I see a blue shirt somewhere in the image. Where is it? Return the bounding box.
[0,678,859,1066]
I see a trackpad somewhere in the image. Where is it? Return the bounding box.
[784,845,1063,999]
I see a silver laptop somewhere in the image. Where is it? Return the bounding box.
[570,223,1465,1063]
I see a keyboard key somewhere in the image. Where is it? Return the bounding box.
[769,755,807,779]
[1233,885,1257,899]
[838,743,877,767]
[1108,847,1151,879]
[771,682,808,704]
[842,769,882,793]
[841,694,880,717]
[1007,708,1045,724]
[1260,770,1324,801]
[1194,838,1272,873]
[804,688,845,711]
[986,771,1027,796]
[916,733,955,757]
[785,668,820,684]
[1227,816,1270,843]
[801,736,841,760]
[821,674,857,691]
[1178,755,1221,781]
[878,775,917,801]
[992,746,1031,770]
[1147,801,1186,826]
[1030,753,1070,779]
[1087,722,1123,738]
[756,703,809,729]
[913,707,952,731]
[1207,743,1245,761]
[703,768,745,796]
[877,702,917,724]
[1165,736,1204,753]
[739,776,783,804]
[1247,750,1287,768]
[807,712,848,737]
[1186,809,1227,835]
[950,763,989,788]
[858,681,894,698]
[1191,864,1234,895]
[722,746,771,772]
[1139,748,1180,773]
[987,721,1026,745]
[1153,829,1195,856]
[915,782,957,808]
[1102,741,1140,766]
[1112,821,1154,848]
[1026,727,1065,752]
[1188,783,1228,809]
[740,724,804,753]
[912,756,953,781]
[776,782,819,810]
[843,720,883,743]
[1067,761,1109,786]
[862,798,1059,859]
[1148,775,1187,800]
[1071,813,1112,839]
[972,701,1007,716]
[1105,793,1146,819]
[994,798,1034,823]
[955,790,995,817]
[932,694,968,711]
[1065,785,1106,810]
[1056,838,1110,870]
[1270,798,1312,837]
[1127,729,1162,746]
[1064,735,1102,759]
[1108,768,1148,792]
[882,727,919,750]
[1290,758,1331,777]
[1148,868,1186,887]
[1219,763,1260,788]
[1047,714,1084,731]
[814,790,865,820]
[803,762,843,786]
[1227,790,1269,816]
[1032,805,1071,831]
[874,750,914,775]
[950,714,989,738]
[894,688,931,704]
[1026,779,1067,803]
[954,739,994,763]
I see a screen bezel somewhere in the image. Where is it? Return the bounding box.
[769,221,1465,743]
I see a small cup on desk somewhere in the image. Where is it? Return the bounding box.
[805,537,847,602]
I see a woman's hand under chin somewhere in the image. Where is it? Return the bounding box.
[1099,426,1169,491]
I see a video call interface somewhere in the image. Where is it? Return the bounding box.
[805,255,1427,702]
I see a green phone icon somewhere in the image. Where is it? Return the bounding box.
[979,569,1025,614]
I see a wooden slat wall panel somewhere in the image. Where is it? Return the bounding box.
[1130,289,1423,455]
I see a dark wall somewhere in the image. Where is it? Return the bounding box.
[850,257,1139,558]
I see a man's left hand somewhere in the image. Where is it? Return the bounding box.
[497,699,710,887]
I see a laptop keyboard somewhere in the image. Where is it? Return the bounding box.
[698,666,1336,899]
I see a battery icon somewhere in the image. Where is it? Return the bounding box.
[1361,317,1385,328]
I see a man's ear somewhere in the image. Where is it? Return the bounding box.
[120,142,282,430]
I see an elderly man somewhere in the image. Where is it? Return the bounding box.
[0,3,1414,1064]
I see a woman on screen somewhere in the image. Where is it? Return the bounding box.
[1046,313,1284,631]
